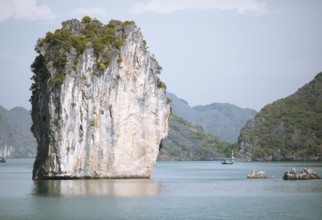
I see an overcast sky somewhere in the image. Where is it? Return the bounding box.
[0,0,321,111]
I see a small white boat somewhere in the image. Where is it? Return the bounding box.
[221,150,234,165]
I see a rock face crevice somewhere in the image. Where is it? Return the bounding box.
[31,18,170,179]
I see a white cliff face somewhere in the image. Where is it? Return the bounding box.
[31,19,170,179]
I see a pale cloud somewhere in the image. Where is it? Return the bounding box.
[0,0,56,23]
[131,0,268,15]
[71,7,107,19]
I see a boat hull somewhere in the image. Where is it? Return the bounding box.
[221,159,233,165]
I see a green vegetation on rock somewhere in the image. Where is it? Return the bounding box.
[31,17,136,89]
[156,79,167,89]
[238,72,322,161]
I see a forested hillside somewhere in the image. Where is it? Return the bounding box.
[238,72,322,161]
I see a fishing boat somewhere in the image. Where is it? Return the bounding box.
[221,150,234,165]
[0,157,6,163]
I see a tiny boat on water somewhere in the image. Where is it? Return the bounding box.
[221,150,234,165]
[0,157,6,163]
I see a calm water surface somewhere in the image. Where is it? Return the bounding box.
[1,158,322,219]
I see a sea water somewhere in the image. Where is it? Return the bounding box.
[1,158,322,220]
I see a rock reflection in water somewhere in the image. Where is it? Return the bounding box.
[33,179,162,197]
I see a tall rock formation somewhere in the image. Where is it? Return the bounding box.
[238,72,322,161]
[30,17,170,179]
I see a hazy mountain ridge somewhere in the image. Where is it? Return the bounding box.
[167,93,257,143]
[0,106,36,157]
[238,72,322,161]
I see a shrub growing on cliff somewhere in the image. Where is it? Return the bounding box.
[50,74,65,87]
[117,57,123,63]
[98,62,106,71]
[157,79,167,90]
[82,16,92,23]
